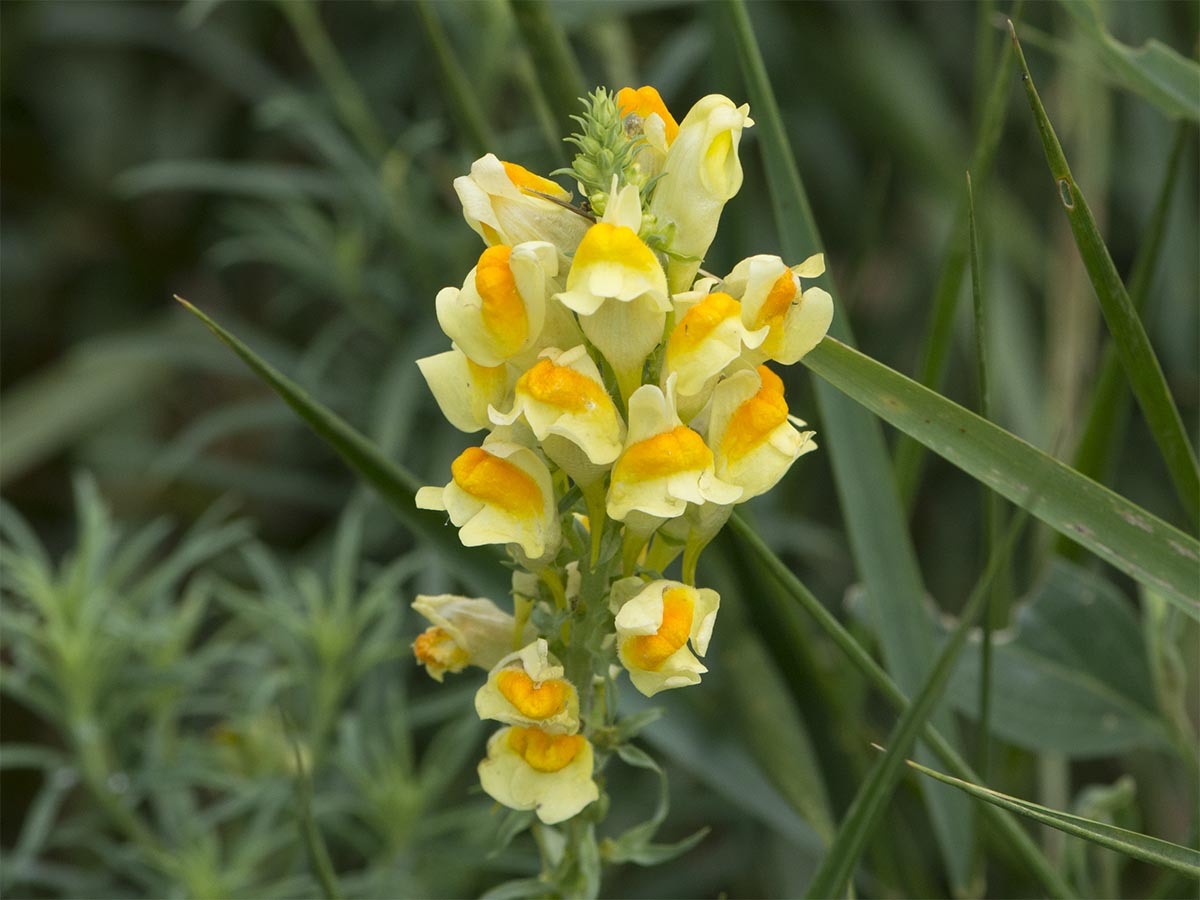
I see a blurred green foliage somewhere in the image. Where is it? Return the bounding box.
[2,1,1197,897]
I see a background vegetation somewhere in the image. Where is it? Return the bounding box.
[2,1,1197,897]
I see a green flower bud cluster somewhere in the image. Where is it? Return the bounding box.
[557,88,645,217]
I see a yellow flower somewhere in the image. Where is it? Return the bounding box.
[663,290,767,417]
[415,437,561,560]
[723,253,833,365]
[649,95,753,292]
[617,85,678,179]
[556,184,671,402]
[411,594,531,682]
[702,364,816,499]
[490,345,624,487]
[454,154,589,262]
[609,578,720,696]
[435,241,558,367]
[478,726,599,824]
[475,638,580,734]
[607,377,741,523]
[416,345,510,433]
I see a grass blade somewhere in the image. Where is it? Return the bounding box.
[1059,0,1200,122]
[174,297,505,595]
[1064,122,1191,550]
[802,337,1200,617]
[805,507,1029,898]
[1010,20,1200,527]
[507,0,586,133]
[967,172,1003,781]
[893,6,1021,508]
[726,514,1075,899]
[414,0,497,156]
[726,1,974,884]
[907,759,1200,878]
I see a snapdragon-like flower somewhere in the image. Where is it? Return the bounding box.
[650,95,753,292]
[476,638,580,734]
[416,345,510,433]
[723,253,833,365]
[610,578,720,696]
[413,83,830,852]
[607,376,740,524]
[416,436,561,560]
[490,345,624,486]
[703,364,816,498]
[455,154,589,261]
[435,241,558,367]
[556,184,671,402]
[412,594,531,681]
[663,290,767,418]
[616,85,678,179]
[478,726,599,824]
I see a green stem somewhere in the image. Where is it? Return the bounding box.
[507,0,587,135]
[413,0,496,156]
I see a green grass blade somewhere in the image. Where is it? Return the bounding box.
[802,337,1200,617]
[1059,0,1200,122]
[174,297,505,595]
[967,172,1003,780]
[1010,20,1200,527]
[1064,123,1191,550]
[414,0,497,157]
[907,759,1200,878]
[726,1,974,885]
[893,6,1021,509]
[727,515,1075,899]
[507,0,586,133]
[805,507,1028,898]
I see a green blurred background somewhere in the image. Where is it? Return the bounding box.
[2,1,1197,897]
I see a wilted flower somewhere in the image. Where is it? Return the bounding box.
[455,154,589,262]
[412,594,531,681]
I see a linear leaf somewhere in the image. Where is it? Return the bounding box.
[805,506,1028,898]
[726,515,1075,899]
[726,0,974,885]
[1059,0,1200,122]
[945,561,1173,757]
[174,297,505,595]
[802,337,1200,617]
[907,760,1200,878]
[1010,20,1200,526]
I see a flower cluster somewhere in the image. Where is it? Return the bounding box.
[412,87,832,830]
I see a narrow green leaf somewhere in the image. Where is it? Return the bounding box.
[802,337,1200,617]
[507,0,586,133]
[907,760,1200,878]
[945,561,1174,757]
[414,0,497,156]
[894,6,1021,507]
[1059,0,1200,122]
[805,507,1028,898]
[726,1,974,885]
[1010,20,1200,526]
[966,171,1003,780]
[726,515,1075,899]
[1065,123,1191,551]
[174,297,505,596]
